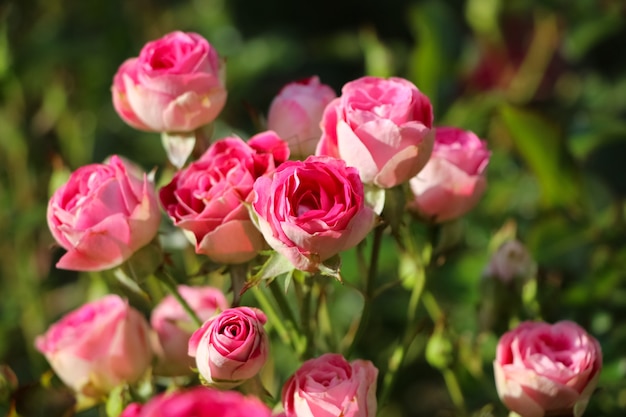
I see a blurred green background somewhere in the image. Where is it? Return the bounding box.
[2,0,626,415]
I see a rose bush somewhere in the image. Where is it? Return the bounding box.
[409,126,490,222]
[119,387,271,417]
[159,131,289,263]
[281,353,378,417]
[267,76,336,159]
[151,285,229,376]
[112,31,226,133]
[188,307,268,389]
[35,295,152,397]
[494,320,602,417]
[316,76,434,188]
[252,155,377,272]
[47,155,161,271]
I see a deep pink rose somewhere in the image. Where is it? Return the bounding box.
[494,321,602,417]
[47,155,161,271]
[112,31,226,133]
[267,76,336,158]
[316,76,434,188]
[35,295,152,397]
[282,353,378,417]
[188,307,269,388]
[119,387,271,417]
[409,127,490,222]
[159,131,289,263]
[252,155,376,272]
[151,285,229,376]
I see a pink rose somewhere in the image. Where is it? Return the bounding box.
[35,295,152,397]
[252,156,377,272]
[316,76,434,188]
[494,321,602,417]
[282,353,378,417]
[188,307,269,388]
[409,127,490,222]
[112,31,226,133]
[151,285,229,376]
[119,387,271,417]
[47,155,161,271]
[267,76,336,158]
[159,131,289,263]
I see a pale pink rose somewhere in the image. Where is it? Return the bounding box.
[151,285,229,376]
[119,387,271,417]
[494,321,602,417]
[316,76,434,188]
[188,307,269,389]
[47,155,161,271]
[483,240,536,284]
[252,155,377,272]
[35,295,152,397]
[409,127,490,222]
[112,31,226,133]
[159,131,289,263]
[282,353,378,417]
[267,76,336,158]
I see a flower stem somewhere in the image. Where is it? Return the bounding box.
[154,267,203,328]
[346,224,385,357]
[299,274,315,359]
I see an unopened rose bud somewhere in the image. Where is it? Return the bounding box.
[484,239,536,284]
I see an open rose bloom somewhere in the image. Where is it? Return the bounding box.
[317,76,434,188]
[112,31,226,133]
[494,321,602,417]
[47,155,161,271]
[282,353,378,417]
[252,155,377,272]
[119,387,271,417]
[159,131,289,263]
[188,307,269,389]
[35,295,152,397]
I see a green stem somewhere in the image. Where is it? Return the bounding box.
[268,279,299,330]
[154,267,203,328]
[346,224,385,357]
[250,286,297,351]
[300,276,315,359]
[442,368,466,412]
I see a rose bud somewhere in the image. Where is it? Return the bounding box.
[483,239,536,284]
[267,76,336,159]
[316,76,434,188]
[112,31,226,133]
[494,321,602,417]
[35,295,152,397]
[47,155,161,272]
[409,126,490,223]
[151,285,229,376]
[252,155,377,272]
[159,131,289,264]
[188,307,269,389]
[282,353,378,417]
[119,387,271,417]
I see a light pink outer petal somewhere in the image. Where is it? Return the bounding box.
[195,219,266,264]
[494,361,546,417]
[336,120,379,183]
[111,58,152,131]
[162,88,227,132]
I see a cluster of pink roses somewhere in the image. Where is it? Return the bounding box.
[36,30,603,417]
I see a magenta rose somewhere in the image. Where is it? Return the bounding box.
[151,285,229,376]
[316,76,434,188]
[252,155,376,272]
[119,387,271,417]
[282,353,378,417]
[112,31,226,133]
[159,131,289,263]
[35,295,152,397]
[188,307,269,389]
[409,126,490,222]
[47,155,161,271]
[267,76,336,158]
[494,321,602,417]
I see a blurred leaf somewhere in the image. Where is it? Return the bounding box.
[360,28,393,78]
[498,104,579,208]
